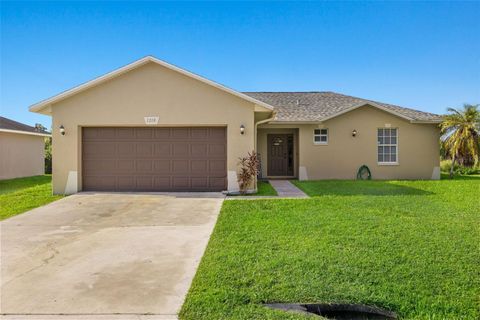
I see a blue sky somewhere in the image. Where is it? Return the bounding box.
[1,1,479,128]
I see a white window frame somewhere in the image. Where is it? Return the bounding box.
[313,128,328,145]
[377,128,399,165]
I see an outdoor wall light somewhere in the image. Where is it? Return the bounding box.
[352,129,357,137]
[59,125,65,136]
[240,124,245,135]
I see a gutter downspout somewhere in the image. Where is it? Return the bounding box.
[253,110,277,192]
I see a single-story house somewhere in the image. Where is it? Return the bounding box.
[29,56,442,194]
[0,117,51,180]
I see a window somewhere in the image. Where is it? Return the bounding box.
[377,128,398,164]
[314,128,328,144]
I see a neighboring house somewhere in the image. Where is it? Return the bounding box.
[29,56,442,194]
[0,117,51,180]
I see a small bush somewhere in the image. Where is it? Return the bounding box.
[44,137,52,174]
[456,166,480,175]
[440,159,454,173]
[440,159,479,175]
[237,151,260,194]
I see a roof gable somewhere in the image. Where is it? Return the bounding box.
[30,56,274,115]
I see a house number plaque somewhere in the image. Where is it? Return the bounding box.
[144,116,159,125]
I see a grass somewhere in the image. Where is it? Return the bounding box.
[229,181,278,197]
[181,177,480,319]
[252,180,278,196]
[0,175,63,220]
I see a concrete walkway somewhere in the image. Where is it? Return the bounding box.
[1,193,224,320]
[269,180,308,198]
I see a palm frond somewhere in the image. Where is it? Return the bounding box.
[441,104,480,166]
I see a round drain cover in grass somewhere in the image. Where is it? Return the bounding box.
[265,303,397,319]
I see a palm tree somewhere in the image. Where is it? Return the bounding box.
[440,104,480,178]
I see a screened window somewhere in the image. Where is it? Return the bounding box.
[377,128,398,163]
[314,129,328,144]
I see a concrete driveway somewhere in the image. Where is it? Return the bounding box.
[1,193,224,319]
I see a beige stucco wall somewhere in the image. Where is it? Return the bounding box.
[0,132,45,180]
[49,62,267,194]
[260,105,440,180]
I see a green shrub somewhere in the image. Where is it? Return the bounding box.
[440,159,479,175]
[440,159,454,173]
[44,137,52,174]
[456,166,480,175]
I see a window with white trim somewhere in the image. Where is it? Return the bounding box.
[314,128,328,144]
[377,128,398,163]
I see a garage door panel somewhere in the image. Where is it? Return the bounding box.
[97,128,116,139]
[83,128,99,140]
[173,143,189,157]
[153,176,171,188]
[209,160,226,173]
[191,177,208,188]
[173,177,189,189]
[118,176,135,190]
[172,128,190,139]
[136,128,154,139]
[191,160,207,172]
[83,160,109,173]
[117,143,135,157]
[154,143,172,156]
[209,144,226,157]
[84,176,116,191]
[97,160,114,172]
[83,142,116,157]
[136,176,154,189]
[136,159,153,172]
[209,177,227,189]
[82,127,226,191]
[153,160,171,172]
[191,128,209,139]
[116,128,135,139]
[154,128,171,139]
[191,144,208,157]
[209,128,226,139]
[136,143,153,156]
[117,159,135,172]
[173,160,189,173]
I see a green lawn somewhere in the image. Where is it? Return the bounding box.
[0,175,63,220]
[181,177,480,319]
[228,181,278,197]
[252,180,278,196]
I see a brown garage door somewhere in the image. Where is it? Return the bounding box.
[82,127,227,192]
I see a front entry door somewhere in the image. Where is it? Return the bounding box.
[267,134,294,176]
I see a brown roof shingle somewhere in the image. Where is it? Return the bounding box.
[0,116,50,134]
[243,91,442,122]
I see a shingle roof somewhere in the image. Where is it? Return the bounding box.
[243,92,442,123]
[0,116,50,134]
